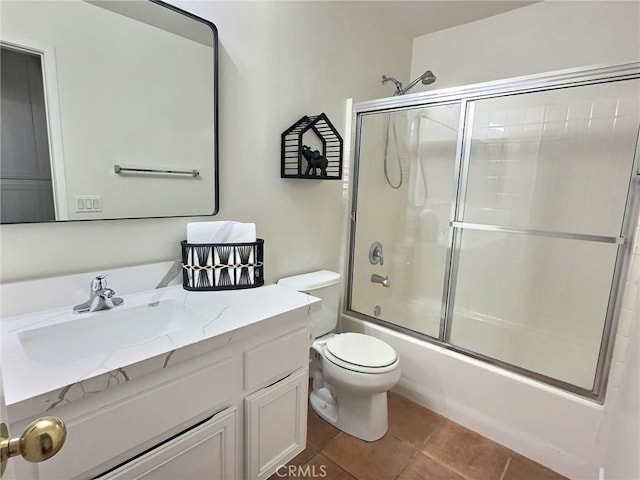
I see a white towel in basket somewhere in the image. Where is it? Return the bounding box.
[186,221,256,244]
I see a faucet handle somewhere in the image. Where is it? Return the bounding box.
[102,288,116,299]
[369,242,384,266]
[91,275,109,292]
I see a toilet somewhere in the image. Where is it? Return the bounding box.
[277,270,401,442]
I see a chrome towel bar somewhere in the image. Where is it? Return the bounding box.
[114,164,200,177]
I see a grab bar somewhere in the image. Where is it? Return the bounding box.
[114,165,200,177]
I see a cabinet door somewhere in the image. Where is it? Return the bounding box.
[245,368,308,480]
[98,407,236,480]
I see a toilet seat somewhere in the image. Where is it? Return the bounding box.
[323,333,398,374]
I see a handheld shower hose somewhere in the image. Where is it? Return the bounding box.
[380,70,436,189]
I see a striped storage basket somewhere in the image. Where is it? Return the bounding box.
[181,239,264,291]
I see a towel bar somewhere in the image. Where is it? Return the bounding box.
[114,165,200,177]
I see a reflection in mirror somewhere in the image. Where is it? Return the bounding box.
[0,0,218,223]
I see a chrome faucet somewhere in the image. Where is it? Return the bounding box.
[73,275,124,313]
[371,274,390,288]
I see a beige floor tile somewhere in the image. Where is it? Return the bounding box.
[398,450,468,480]
[388,392,445,447]
[323,432,415,480]
[297,453,355,480]
[307,404,341,450]
[421,420,511,480]
[301,392,562,480]
[289,445,319,468]
[268,469,288,480]
[267,445,319,480]
[503,454,568,480]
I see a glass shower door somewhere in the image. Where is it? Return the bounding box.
[349,103,461,338]
[448,79,640,389]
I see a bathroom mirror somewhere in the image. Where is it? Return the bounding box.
[0,0,218,223]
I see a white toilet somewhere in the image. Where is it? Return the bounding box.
[278,270,401,442]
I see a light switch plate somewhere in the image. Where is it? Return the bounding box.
[75,195,102,213]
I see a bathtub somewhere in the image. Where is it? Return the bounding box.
[340,314,608,479]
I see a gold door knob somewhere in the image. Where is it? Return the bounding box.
[1,417,67,477]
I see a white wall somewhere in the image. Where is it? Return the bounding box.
[410,0,640,91]
[0,1,414,283]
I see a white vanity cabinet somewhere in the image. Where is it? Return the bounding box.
[14,350,243,480]
[6,309,313,480]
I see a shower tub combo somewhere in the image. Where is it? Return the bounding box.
[342,63,640,478]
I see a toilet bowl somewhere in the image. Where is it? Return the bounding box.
[310,332,401,441]
[277,271,401,442]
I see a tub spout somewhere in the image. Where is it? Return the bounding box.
[371,274,390,288]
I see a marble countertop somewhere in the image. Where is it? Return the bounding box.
[1,284,319,410]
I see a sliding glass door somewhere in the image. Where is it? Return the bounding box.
[350,103,460,339]
[448,80,639,390]
[347,65,640,399]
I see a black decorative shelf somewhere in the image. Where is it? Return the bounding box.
[281,113,343,179]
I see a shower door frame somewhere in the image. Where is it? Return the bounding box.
[345,62,640,402]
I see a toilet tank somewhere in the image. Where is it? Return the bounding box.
[277,271,341,339]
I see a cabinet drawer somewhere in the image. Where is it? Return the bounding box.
[97,407,237,480]
[244,327,310,391]
[36,354,241,480]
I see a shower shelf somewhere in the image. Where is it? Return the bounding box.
[281,113,343,179]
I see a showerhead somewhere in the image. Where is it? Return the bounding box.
[419,70,437,85]
[382,69,437,95]
[402,70,437,94]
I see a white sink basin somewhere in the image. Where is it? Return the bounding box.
[18,300,209,364]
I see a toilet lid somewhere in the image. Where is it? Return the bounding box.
[325,333,398,368]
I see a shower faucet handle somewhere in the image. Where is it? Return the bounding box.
[369,242,384,265]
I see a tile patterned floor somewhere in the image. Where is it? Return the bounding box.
[271,392,567,480]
